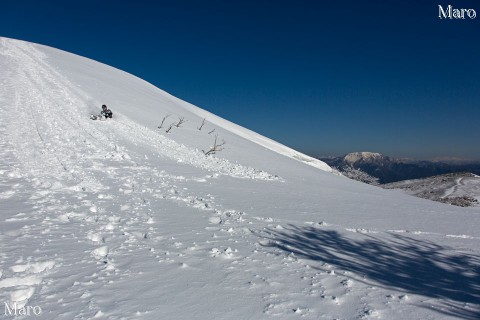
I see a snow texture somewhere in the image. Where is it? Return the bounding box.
[383,172,480,207]
[0,37,479,319]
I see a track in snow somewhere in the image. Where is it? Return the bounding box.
[0,39,284,318]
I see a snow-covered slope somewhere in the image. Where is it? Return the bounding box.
[1,37,479,320]
[383,172,480,207]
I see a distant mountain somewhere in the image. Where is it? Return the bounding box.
[320,152,480,184]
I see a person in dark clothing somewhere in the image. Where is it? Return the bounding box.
[101,104,113,119]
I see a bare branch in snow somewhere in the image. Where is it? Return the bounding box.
[198,118,206,131]
[203,134,226,156]
[208,129,215,135]
[158,114,171,129]
[165,123,174,133]
[175,116,187,128]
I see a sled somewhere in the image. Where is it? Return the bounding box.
[90,114,106,121]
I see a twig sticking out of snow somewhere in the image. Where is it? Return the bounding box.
[165,123,174,133]
[203,134,226,156]
[198,118,206,131]
[175,116,186,128]
[158,114,171,129]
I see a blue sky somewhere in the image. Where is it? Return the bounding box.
[2,0,479,159]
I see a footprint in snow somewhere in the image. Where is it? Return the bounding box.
[210,247,237,259]
[87,233,105,243]
[0,260,55,308]
[123,231,148,240]
[103,223,116,231]
[91,246,109,260]
[9,261,55,274]
[209,216,222,225]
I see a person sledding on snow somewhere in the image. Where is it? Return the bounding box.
[101,104,113,118]
[90,104,113,120]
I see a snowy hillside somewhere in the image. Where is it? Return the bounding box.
[383,172,480,207]
[1,37,479,320]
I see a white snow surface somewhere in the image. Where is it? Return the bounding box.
[1,37,479,319]
[383,173,480,206]
[344,152,388,165]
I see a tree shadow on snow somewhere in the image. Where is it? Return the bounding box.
[259,225,480,320]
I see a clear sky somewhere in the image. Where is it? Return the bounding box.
[2,0,479,159]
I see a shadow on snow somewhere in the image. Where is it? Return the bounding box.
[259,225,480,320]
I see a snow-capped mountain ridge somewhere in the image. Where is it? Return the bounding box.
[322,151,480,184]
[344,152,393,166]
[1,37,479,320]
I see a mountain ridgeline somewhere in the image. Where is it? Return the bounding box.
[320,152,480,184]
